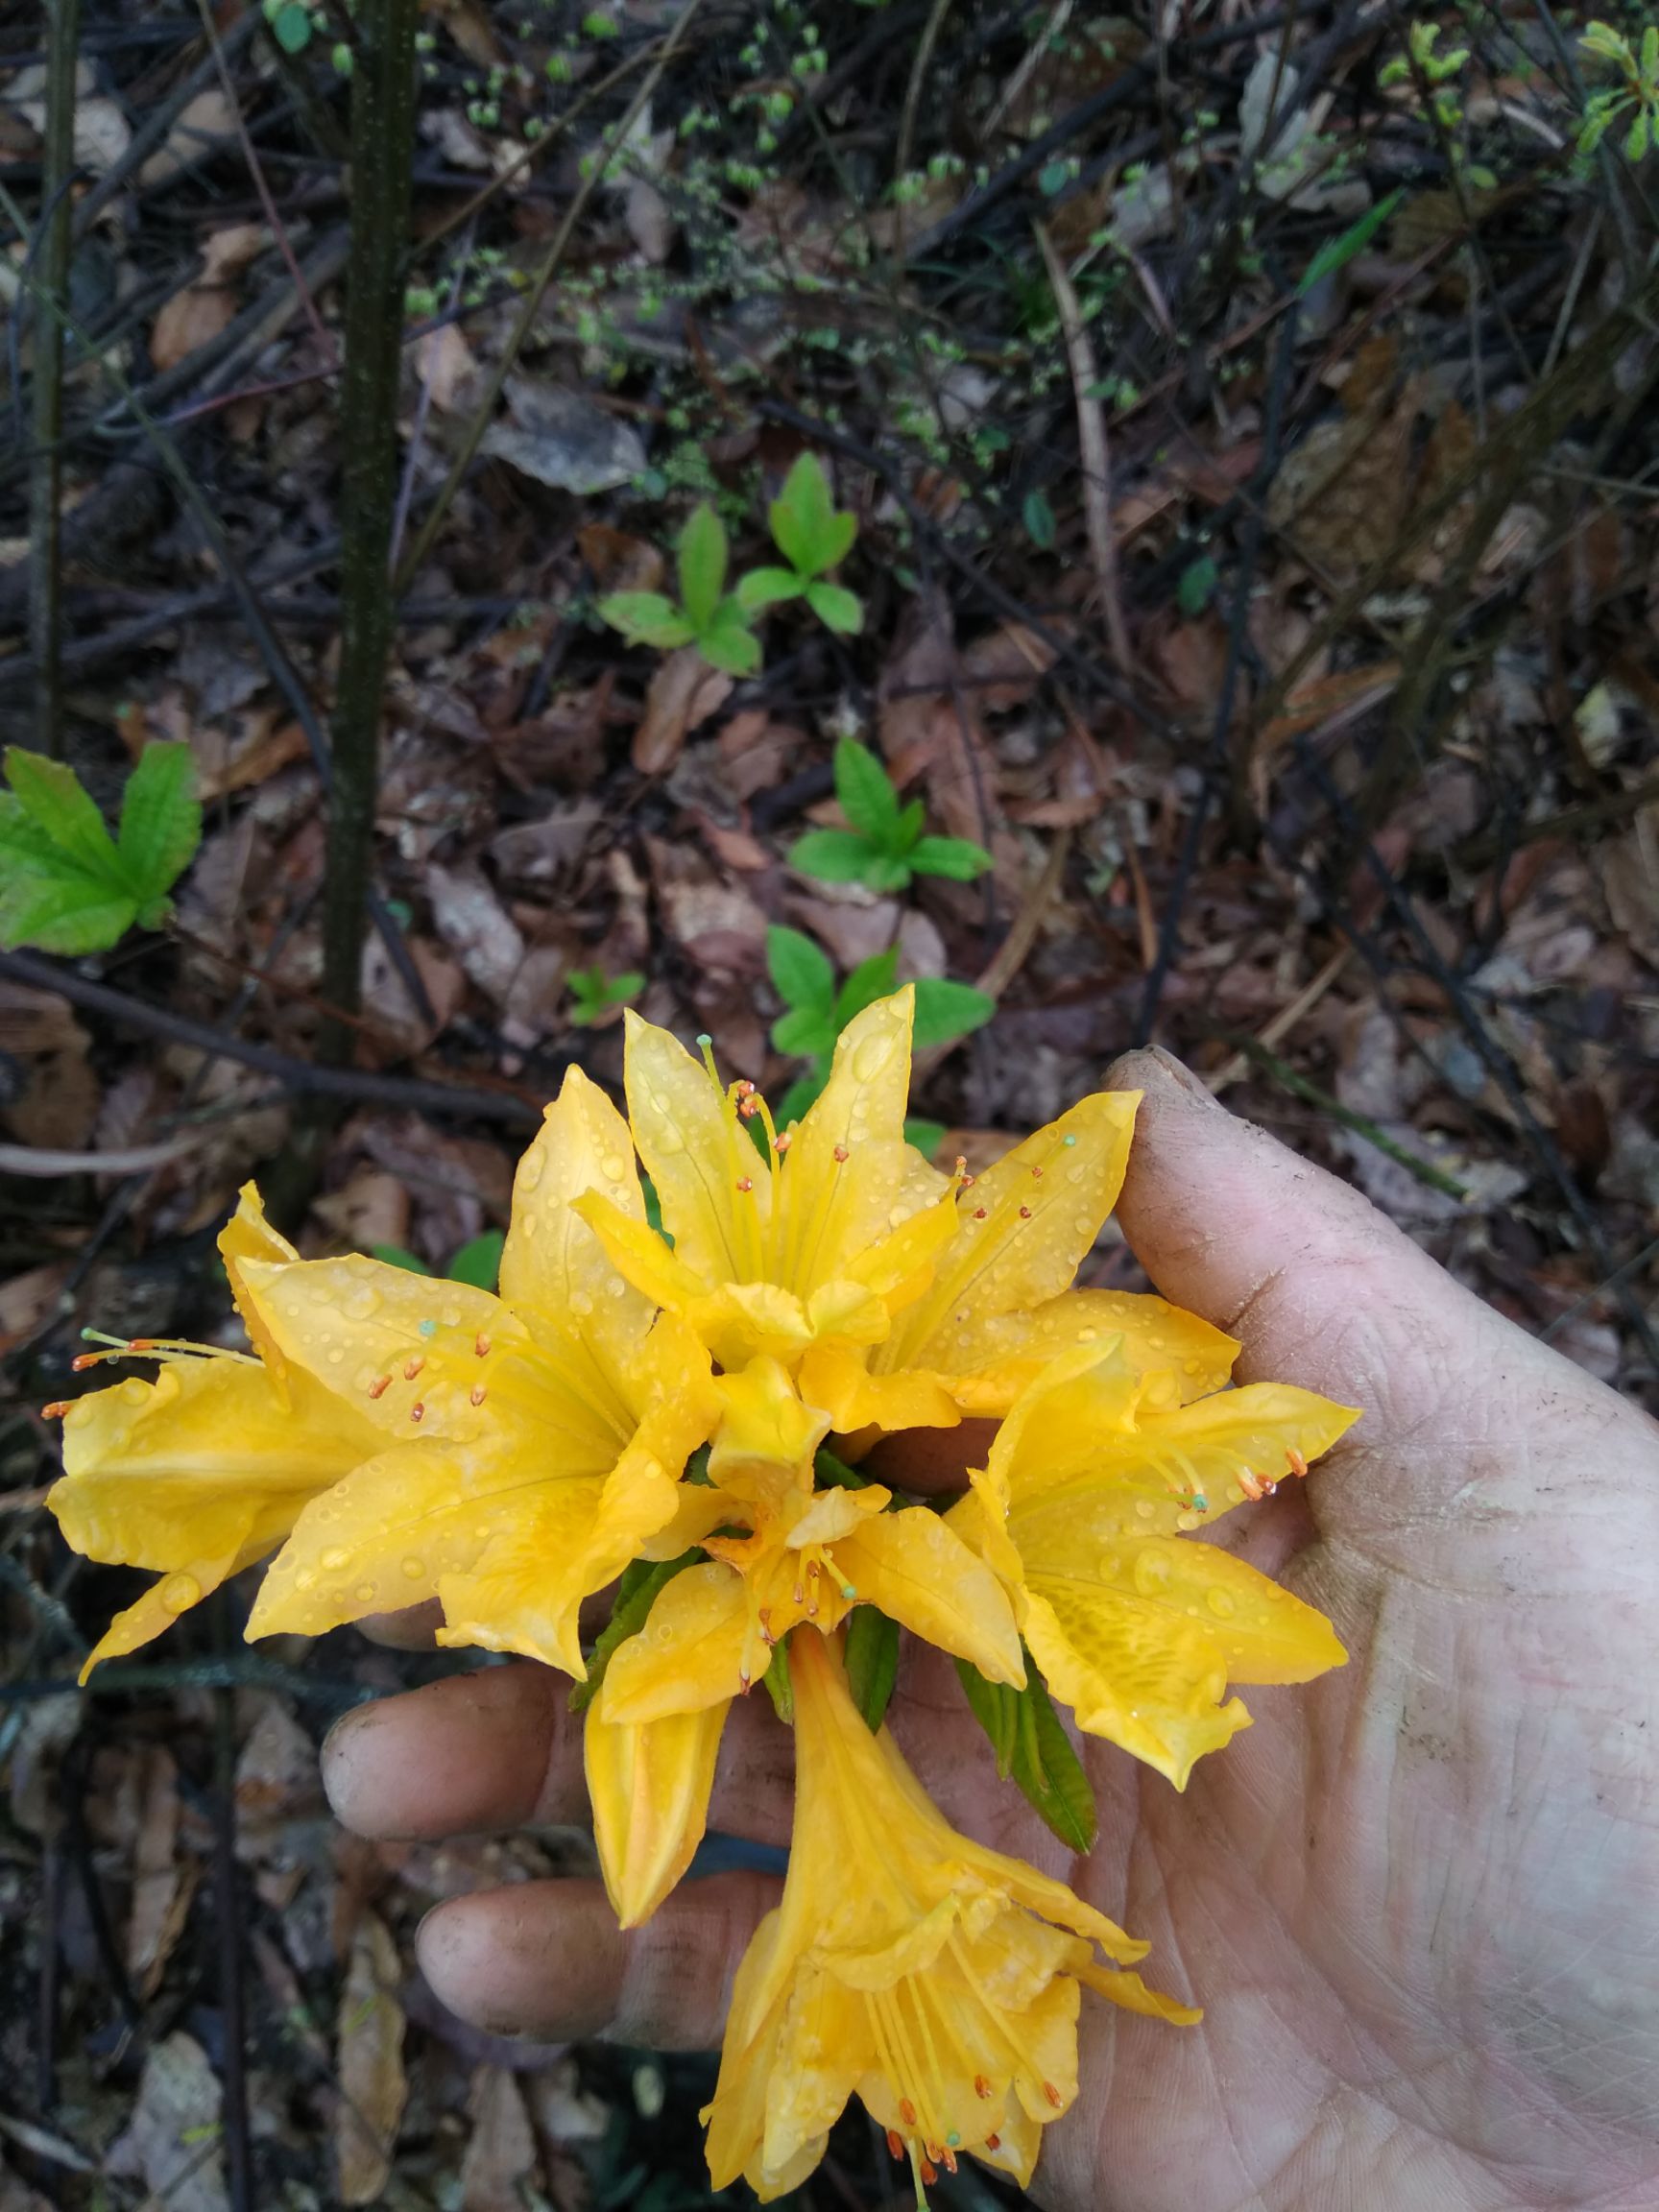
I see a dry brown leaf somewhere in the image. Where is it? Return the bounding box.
[234,1701,323,1865]
[126,1746,194,2001]
[311,1167,412,1253]
[0,1262,70,1352]
[425,861,527,1005]
[138,86,237,187]
[460,2068,541,2212]
[577,523,663,596]
[1266,405,1414,582]
[150,224,266,373]
[335,1911,407,2205]
[633,648,733,775]
[417,322,482,413]
[109,2033,228,2212]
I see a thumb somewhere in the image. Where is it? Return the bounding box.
[1103,1046,1652,1550]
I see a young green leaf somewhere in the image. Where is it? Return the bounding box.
[844,1605,901,1731]
[912,977,996,1049]
[788,827,881,883]
[954,1656,1097,1852]
[908,833,994,882]
[117,741,201,916]
[761,1633,795,1723]
[677,502,729,634]
[4,748,123,878]
[805,580,863,634]
[903,1116,947,1160]
[448,1230,504,1290]
[598,591,696,650]
[766,924,836,1016]
[768,453,857,577]
[735,565,806,613]
[371,1242,433,1276]
[697,603,763,676]
[772,1005,838,1058]
[569,1551,706,1713]
[774,1070,827,1127]
[831,736,901,843]
[1022,488,1057,549]
[1296,187,1405,295]
[833,949,900,1028]
[0,826,137,956]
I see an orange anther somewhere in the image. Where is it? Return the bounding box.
[886,2130,903,2161]
[410,1402,425,1423]
[404,1356,424,1381]
[735,1175,753,1193]
[774,1131,792,1152]
[941,2149,958,2174]
[367,1375,392,1400]
[474,1332,491,1358]
[129,1337,156,1351]
[833,1144,850,1163]
[921,2160,937,2186]
[985,2132,1001,2152]
[734,1079,756,1096]
[974,2075,992,2100]
[41,1401,70,1420]
[1043,2081,1064,2109]
[469,1383,487,1407]
[900,2099,918,2127]
[974,1205,987,1219]
[1286,1446,1309,1479]
[1030,1164,1044,1178]
[71,1353,101,1371]
[1019,1204,1033,1219]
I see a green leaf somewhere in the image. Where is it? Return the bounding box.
[4,748,122,879]
[117,741,201,910]
[893,796,926,852]
[447,1230,504,1290]
[911,977,996,1048]
[844,1606,900,1731]
[761,1633,794,1722]
[908,833,993,882]
[902,1116,947,1159]
[831,737,901,844]
[677,503,729,633]
[772,1005,837,1058]
[774,1070,826,1127]
[1296,188,1405,296]
[1022,489,1057,549]
[805,580,864,635]
[605,971,644,1006]
[955,1656,1097,1852]
[370,1242,432,1275]
[766,923,835,1014]
[0,867,137,956]
[769,452,855,576]
[569,1551,706,1714]
[1176,554,1218,616]
[864,852,914,894]
[735,565,806,613]
[788,827,881,884]
[697,603,762,676]
[598,591,695,649]
[833,949,900,1028]
[270,1,313,54]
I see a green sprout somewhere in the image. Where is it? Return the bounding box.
[566,965,646,1026]
[788,737,992,896]
[598,504,761,677]
[1577,20,1659,161]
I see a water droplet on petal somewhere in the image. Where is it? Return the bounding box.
[159,1572,200,1614]
[321,1546,350,1573]
[1132,1550,1172,1597]
[1134,1499,1155,1519]
[519,1152,545,1192]
[601,1152,629,1182]
[852,1032,892,1082]
[354,1582,376,1604]
[344,1284,380,1319]
[400,1556,424,1580]
[1206,1587,1237,1620]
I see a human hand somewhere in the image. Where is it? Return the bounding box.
[322,1048,1659,2212]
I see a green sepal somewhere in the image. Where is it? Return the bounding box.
[845,1605,900,1732]
[955,1652,1098,1853]
[762,1631,794,1723]
[569,1549,707,1714]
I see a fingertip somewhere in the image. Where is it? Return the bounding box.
[322,1663,573,1839]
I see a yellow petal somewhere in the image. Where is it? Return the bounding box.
[944,1286,1238,1411]
[50,1357,379,1572]
[623,1011,760,1284]
[586,1697,729,1927]
[1022,1579,1251,1789]
[1077,1535,1346,1684]
[573,1187,710,1312]
[833,1508,1025,1686]
[776,991,917,1291]
[888,1090,1141,1362]
[499,1067,653,1347]
[218,1184,300,1382]
[798,1341,960,1434]
[599,1562,768,1721]
[709,1355,830,1481]
[1076,1959,1202,2026]
[236,1253,513,1443]
[77,1540,257,1683]
[983,1334,1142,1501]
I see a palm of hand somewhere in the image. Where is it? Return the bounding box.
[325,1057,1659,2212]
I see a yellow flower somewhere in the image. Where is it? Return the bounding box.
[45,1188,387,1681]
[948,1335,1358,1787]
[244,1068,719,1672]
[703,1630,1196,2200]
[584,1699,728,1928]
[572,991,962,1449]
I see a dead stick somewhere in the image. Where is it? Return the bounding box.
[29,0,80,758]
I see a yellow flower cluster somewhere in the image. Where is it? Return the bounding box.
[45,990,1357,2200]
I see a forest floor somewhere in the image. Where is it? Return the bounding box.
[2,0,1657,2206]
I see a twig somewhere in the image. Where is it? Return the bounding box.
[1209,945,1353,1094]
[318,0,420,1066]
[28,0,80,758]
[895,0,955,255]
[1221,1034,1472,1201]
[1033,220,1132,672]
[0,949,541,1127]
[212,1596,253,2212]
[0,1137,201,1177]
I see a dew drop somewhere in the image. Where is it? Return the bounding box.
[295,1568,317,1592]
[519,1152,545,1192]
[326,1347,345,1366]
[601,1152,629,1183]
[1134,1499,1155,1519]
[852,1032,891,1081]
[1132,1550,1173,1597]
[1226,1482,1244,1503]
[401,1555,424,1579]
[159,1572,201,1614]
[1175,1510,1200,1532]
[650,1108,685,1154]
[1206,1588,1237,1620]
[1076,1327,1097,1343]
[321,1546,351,1572]
[571,1291,593,1317]
[344,1284,380,1320]
[354,1582,376,1604]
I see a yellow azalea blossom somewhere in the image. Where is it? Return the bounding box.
[572,992,962,1443]
[704,1630,1196,2201]
[46,1189,386,1681]
[948,1335,1358,1787]
[585,1699,728,1927]
[243,1067,718,1672]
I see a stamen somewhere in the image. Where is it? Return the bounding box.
[833,1144,849,1164]
[1043,2080,1064,2109]
[469,1383,488,1407]
[1286,1446,1310,1479]
[985,2132,1000,2152]
[410,1402,426,1423]
[900,2100,918,2127]
[41,1401,70,1419]
[367,1375,392,1400]
[773,1131,792,1153]
[738,1096,762,1119]
[735,1176,753,1194]
[404,1357,424,1380]
[920,2159,937,2186]
[474,1332,491,1358]
[974,2075,992,2099]
[1018,1205,1033,1219]
[70,1353,102,1372]
[887,2130,903,2160]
